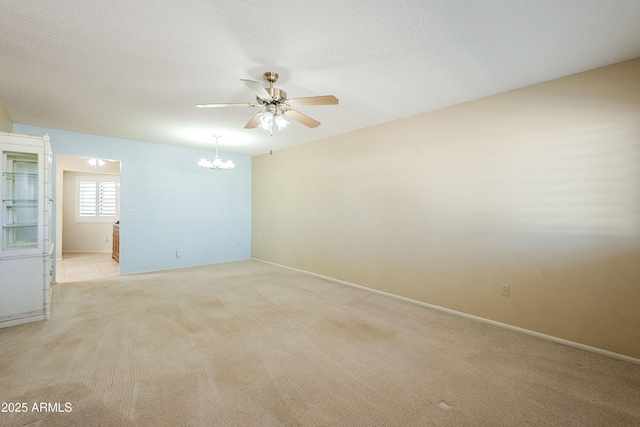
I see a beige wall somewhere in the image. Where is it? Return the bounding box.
[58,156,120,257]
[252,58,640,359]
[0,97,13,132]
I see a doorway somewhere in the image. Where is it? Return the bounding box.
[54,155,121,283]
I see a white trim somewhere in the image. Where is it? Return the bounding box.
[121,258,252,276]
[61,250,111,254]
[0,311,45,328]
[252,257,640,366]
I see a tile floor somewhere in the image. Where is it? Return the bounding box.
[55,252,120,283]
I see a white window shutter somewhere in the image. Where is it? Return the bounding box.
[76,176,119,222]
[78,181,97,217]
[99,181,117,217]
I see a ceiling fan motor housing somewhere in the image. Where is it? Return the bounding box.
[257,72,286,104]
[264,88,286,103]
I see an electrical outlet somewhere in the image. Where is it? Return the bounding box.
[176,248,181,257]
[500,284,510,297]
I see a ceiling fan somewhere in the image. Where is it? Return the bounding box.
[196,72,338,133]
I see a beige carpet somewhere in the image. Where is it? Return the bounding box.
[1,259,639,426]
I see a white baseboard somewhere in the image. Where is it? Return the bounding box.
[122,258,252,276]
[0,311,46,328]
[61,250,111,254]
[252,257,640,366]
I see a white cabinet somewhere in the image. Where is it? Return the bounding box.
[0,132,52,327]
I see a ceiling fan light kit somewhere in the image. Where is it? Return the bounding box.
[258,106,290,133]
[197,71,338,134]
[87,158,105,167]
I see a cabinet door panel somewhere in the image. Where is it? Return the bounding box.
[0,257,44,318]
[2,143,43,256]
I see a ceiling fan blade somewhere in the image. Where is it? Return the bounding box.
[244,111,265,129]
[286,95,339,107]
[196,103,257,108]
[241,79,273,101]
[283,109,321,128]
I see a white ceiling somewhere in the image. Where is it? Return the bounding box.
[1,1,639,157]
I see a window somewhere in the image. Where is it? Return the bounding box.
[76,176,120,222]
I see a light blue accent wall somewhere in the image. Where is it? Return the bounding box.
[15,124,251,275]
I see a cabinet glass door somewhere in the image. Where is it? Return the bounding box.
[2,152,39,250]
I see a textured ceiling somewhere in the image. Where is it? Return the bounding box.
[1,1,639,156]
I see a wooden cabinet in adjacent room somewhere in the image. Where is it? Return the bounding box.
[112,221,119,262]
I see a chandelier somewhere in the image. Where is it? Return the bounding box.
[198,135,235,171]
